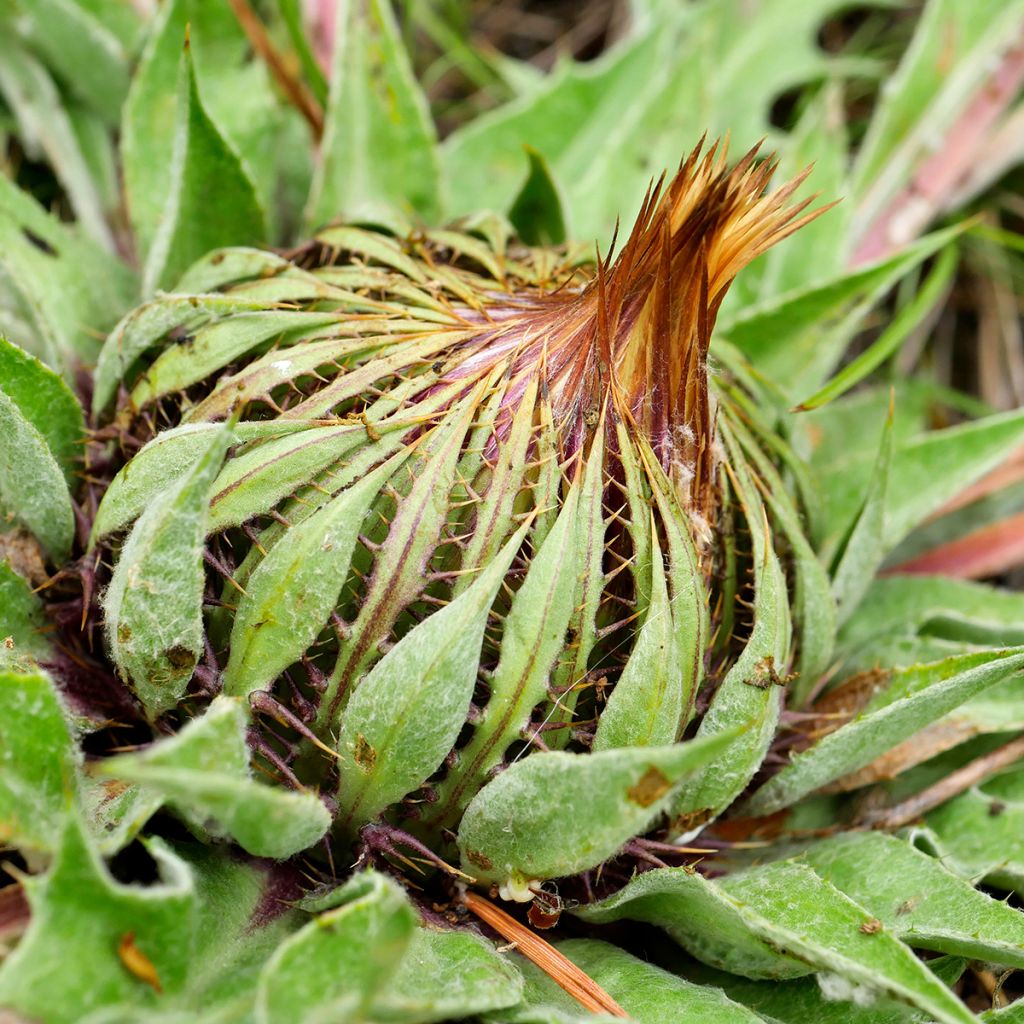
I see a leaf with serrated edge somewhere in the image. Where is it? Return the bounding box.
[745,647,1024,815]
[103,424,231,718]
[337,521,531,831]
[457,729,738,891]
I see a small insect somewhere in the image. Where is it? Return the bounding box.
[527,884,563,930]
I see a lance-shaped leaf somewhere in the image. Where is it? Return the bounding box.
[223,449,411,698]
[0,816,197,1024]
[142,38,266,294]
[103,424,231,718]
[92,421,336,542]
[102,697,330,859]
[797,831,1024,967]
[92,292,273,414]
[0,668,78,853]
[130,310,340,406]
[594,526,683,749]
[0,386,74,563]
[317,394,483,733]
[429,481,582,832]
[546,425,606,747]
[670,428,790,833]
[0,174,136,370]
[255,871,417,1024]
[307,0,441,228]
[457,729,737,891]
[0,336,85,485]
[831,406,893,624]
[576,863,976,1024]
[336,522,530,832]
[508,146,569,246]
[744,647,1024,815]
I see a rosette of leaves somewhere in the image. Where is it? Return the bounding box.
[4,2,1024,1023]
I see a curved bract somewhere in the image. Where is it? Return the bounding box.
[94,140,823,890]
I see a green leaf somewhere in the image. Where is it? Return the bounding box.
[852,0,1024,243]
[798,831,1024,967]
[427,480,582,833]
[103,424,231,718]
[0,561,52,664]
[102,697,330,859]
[744,648,1024,815]
[0,816,197,1024]
[0,174,136,370]
[129,310,341,407]
[796,245,959,411]
[13,0,131,123]
[830,408,893,624]
[378,927,524,1023]
[685,955,968,1024]
[336,522,530,831]
[670,428,790,830]
[594,528,683,749]
[223,447,411,698]
[718,224,964,396]
[307,0,441,228]
[92,293,276,415]
[554,939,765,1024]
[576,862,976,1024]
[819,406,1024,556]
[91,421,331,542]
[0,386,75,563]
[923,787,1024,892]
[141,38,267,295]
[457,730,738,893]
[0,36,115,249]
[0,668,78,853]
[255,871,416,1024]
[508,147,568,246]
[0,336,85,484]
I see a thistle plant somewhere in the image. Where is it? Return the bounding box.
[3,2,1024,1023]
